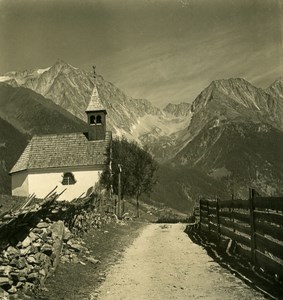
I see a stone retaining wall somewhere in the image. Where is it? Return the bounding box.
[0,218,66,298]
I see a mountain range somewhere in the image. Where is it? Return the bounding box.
[0,61,282,211]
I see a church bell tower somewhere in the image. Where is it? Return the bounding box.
[86,66,107,141]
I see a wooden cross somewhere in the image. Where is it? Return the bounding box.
[92,65,96,79]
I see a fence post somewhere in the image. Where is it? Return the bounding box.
[207,200,210,234]
[232,195,235,232]
[249,188,256,265]
[216,197,221,242]
[199,198,202,231]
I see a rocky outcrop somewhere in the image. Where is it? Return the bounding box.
[163,102,191,117]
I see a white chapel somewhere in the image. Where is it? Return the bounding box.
[10,84,111,201]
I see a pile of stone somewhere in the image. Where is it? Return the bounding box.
[0,218,65,297]
[70,210,113,236]
[60,232,100,266]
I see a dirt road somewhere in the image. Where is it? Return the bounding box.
[91,223,265,300]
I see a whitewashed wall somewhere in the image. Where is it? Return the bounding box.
[11,171,29,197]
[12,166,103,201]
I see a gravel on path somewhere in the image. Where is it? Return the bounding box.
[92,223,265,300]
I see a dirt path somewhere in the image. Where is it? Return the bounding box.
[91,223,265,300]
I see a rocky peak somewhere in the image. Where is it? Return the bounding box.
[266,78,283,99]
[163,102,191,117]
[187,77,283,148]
[129,98,162,116]
[191,77,272,114]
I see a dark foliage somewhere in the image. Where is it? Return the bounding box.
[100,137,158,214]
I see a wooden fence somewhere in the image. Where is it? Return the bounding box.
[199,189,283,280]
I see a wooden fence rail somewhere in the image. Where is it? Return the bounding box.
[199,188,283,280]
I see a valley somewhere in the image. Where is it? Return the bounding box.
[0,61,282,212]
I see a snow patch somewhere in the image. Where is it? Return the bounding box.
[37,67,51,75]
[68,64,79,70]
[130,114,190,141]
[0,76,11,82]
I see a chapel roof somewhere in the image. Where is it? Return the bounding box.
[10,131,111,174]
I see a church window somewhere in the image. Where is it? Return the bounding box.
[96,115,102,124]
[90,115,96,125]
[62,172,76,185]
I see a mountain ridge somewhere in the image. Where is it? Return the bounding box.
[1,61,283,209]
[0,61,192,150]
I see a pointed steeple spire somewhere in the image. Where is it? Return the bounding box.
[86,65,106,112]
[86,85,106,112]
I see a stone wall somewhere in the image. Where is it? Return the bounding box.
[0,219,65,297]
[0,192,115,298]
[0,205,114,298]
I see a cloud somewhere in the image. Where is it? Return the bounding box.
[0,0,281,107]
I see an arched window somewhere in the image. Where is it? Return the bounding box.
[62,172,76,185]
[96,115,102,124]
[90,115,96,125]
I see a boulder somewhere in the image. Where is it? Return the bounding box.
[38,268,46,278]
[27,256,37,265]
[41,244,53,256]
[0,276,12,287]
[67,240,88,252]
[27,272,39,283]
[7,285,17,294]
[19,277,27,282]
[40,232,48,243]
[0,287,10,299]
[28,232,38,242]
[36,222,49,229]
[9,259,17,267]
[33,242,43,249]
[63,227,72,242]
[18,268,29,278]
[32,228,43,235]
[85,257,100,265]
[20,246,31,256]
[27,244,38,255]
[16,257,27,269]
[16,281,24,288]
[21,237,31,248]
[0,266,12,276]
[6,247,20,258]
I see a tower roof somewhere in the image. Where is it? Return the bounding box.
[86,85,106,112]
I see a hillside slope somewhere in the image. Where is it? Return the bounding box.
[0,117,28,194]
[0,83,87,135]
[170,79,283,198]
[0,84,88,194]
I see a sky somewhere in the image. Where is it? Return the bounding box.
[0,0,282,107]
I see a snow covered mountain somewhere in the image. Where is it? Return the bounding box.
[1,61,283,205]
[0,60,190,145]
